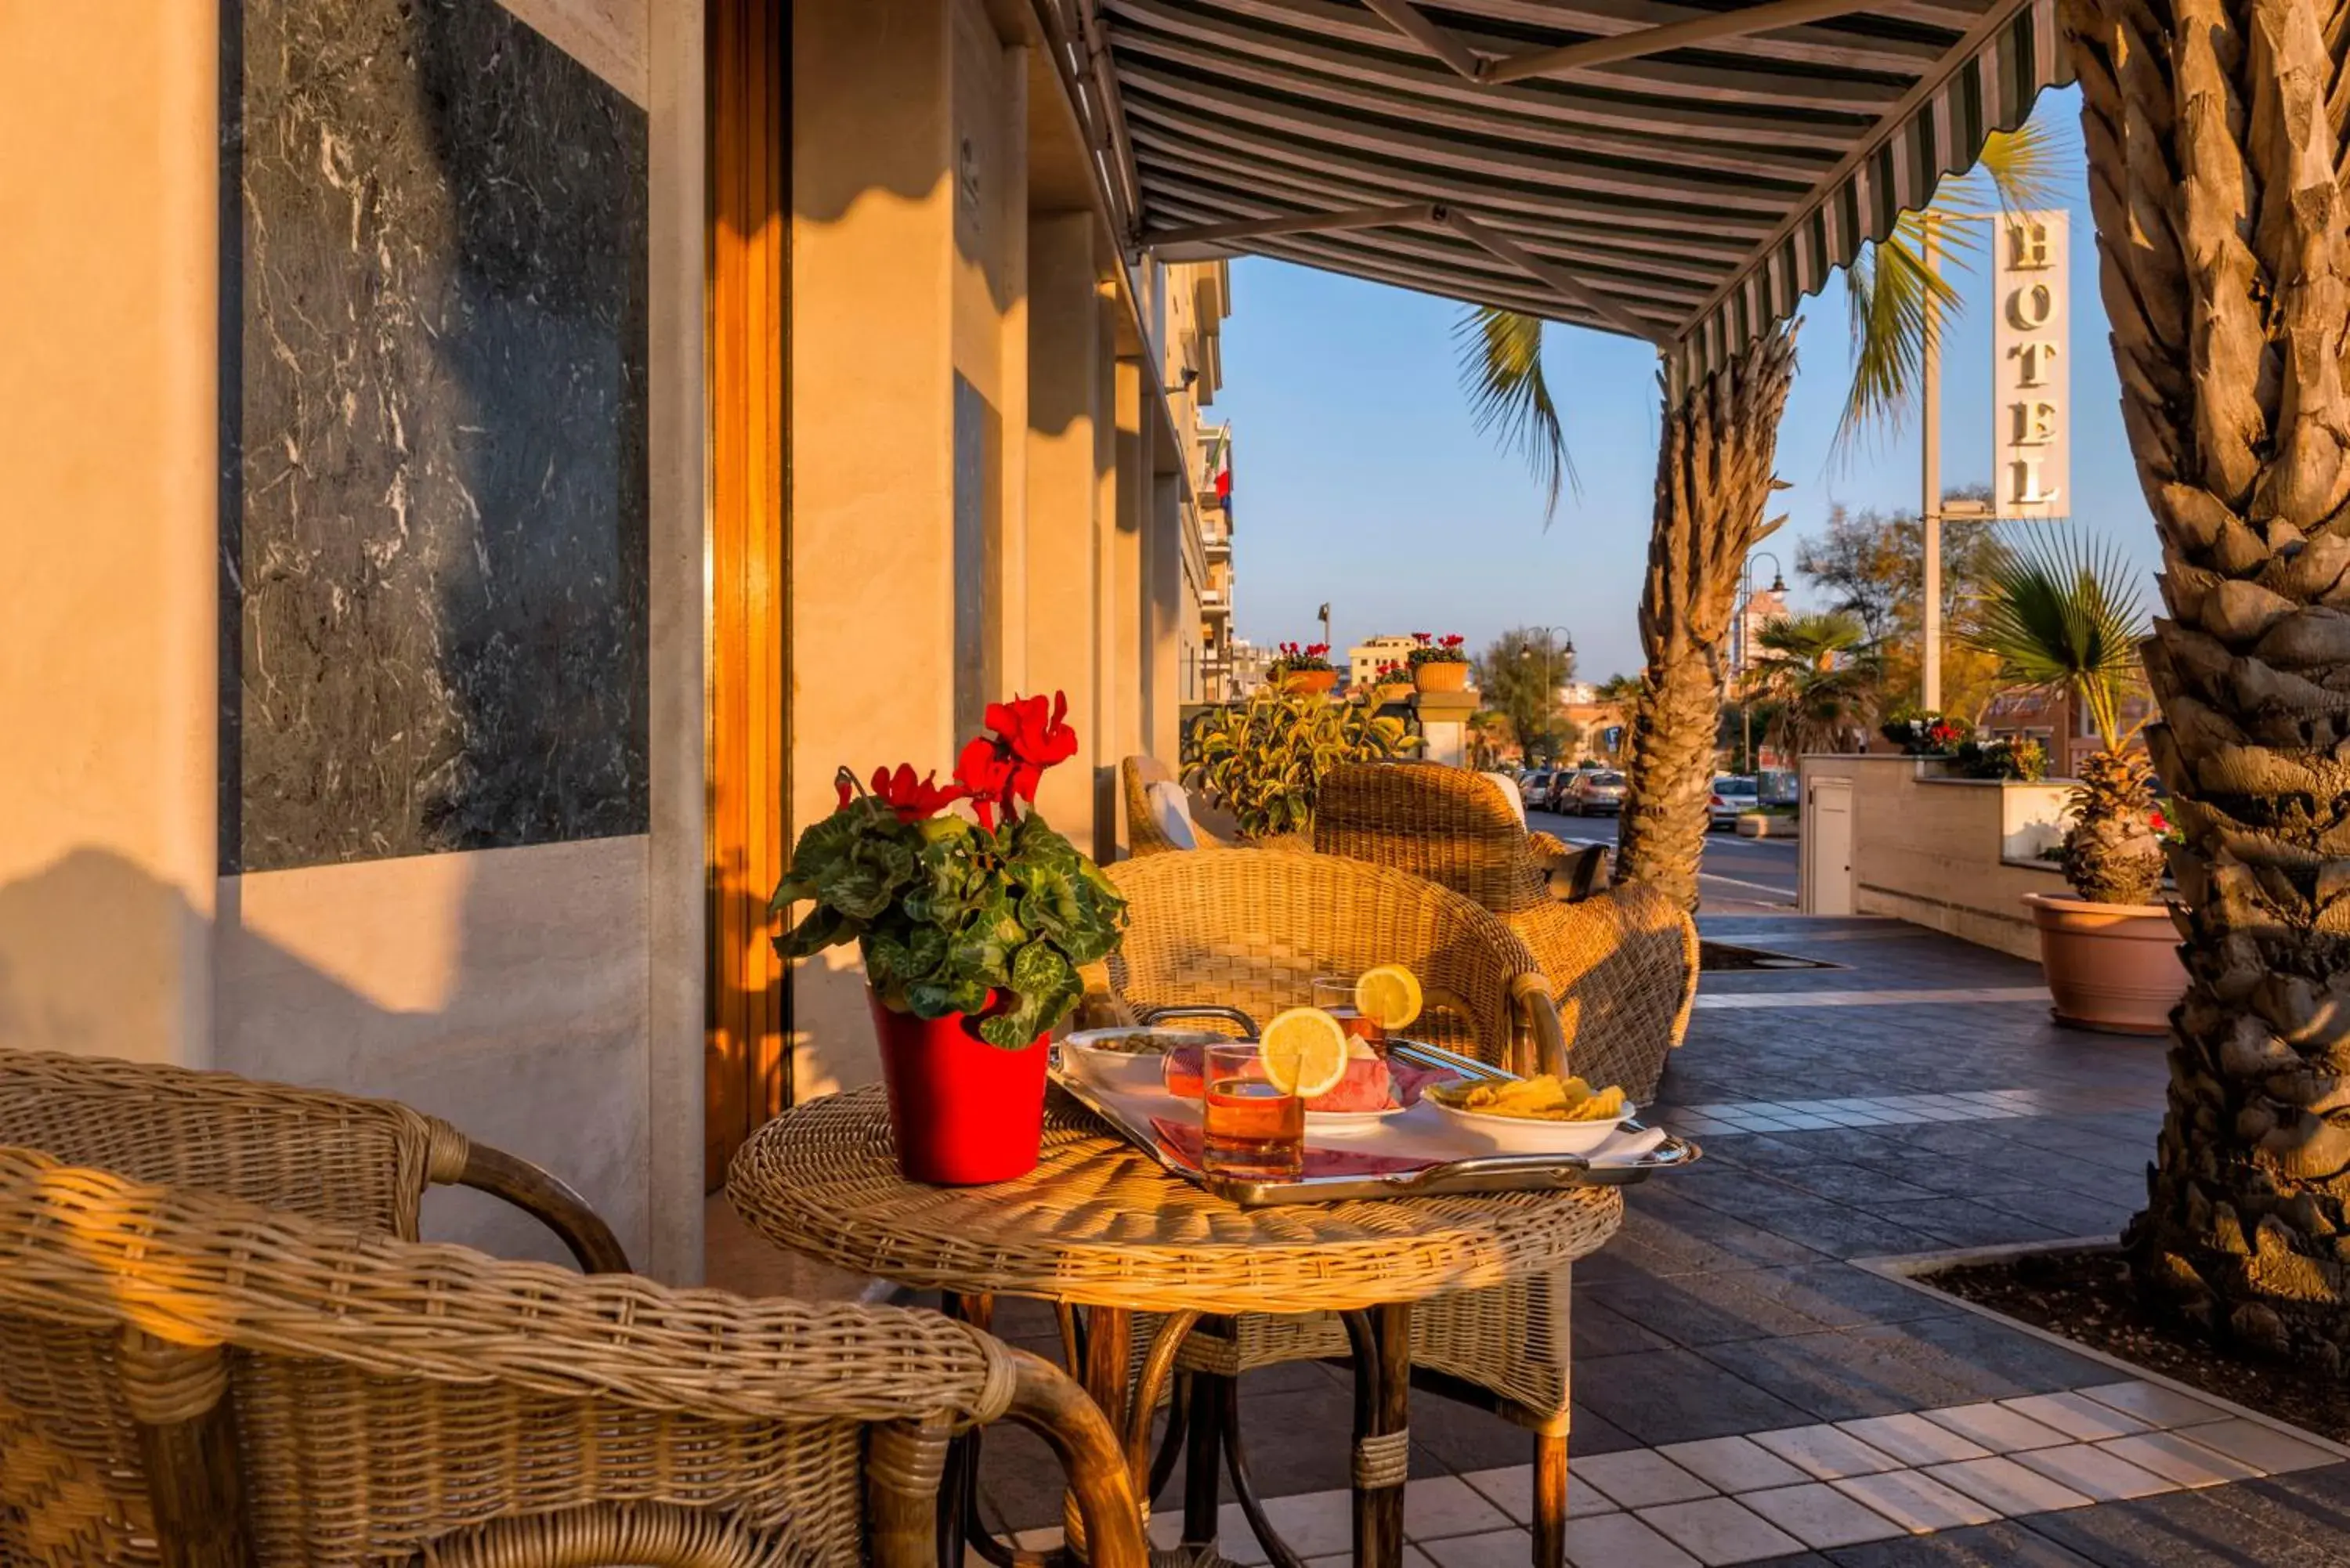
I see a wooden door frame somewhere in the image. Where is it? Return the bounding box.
[704,0,789,1189]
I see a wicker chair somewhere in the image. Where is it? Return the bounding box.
[0,1047,631,1272]
[1076,850,1588,1566]
[0,1143,1146,1568]
[1314,762,1700,1101]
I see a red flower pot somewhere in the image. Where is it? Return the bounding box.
[869,993,1050,1183]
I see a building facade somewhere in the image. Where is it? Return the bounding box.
[1,0,1230,1281]
[1348,635,1422,690]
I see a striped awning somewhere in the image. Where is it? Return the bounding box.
[1043,0,2070,389]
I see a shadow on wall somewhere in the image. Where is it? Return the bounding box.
[0,847,649,1270]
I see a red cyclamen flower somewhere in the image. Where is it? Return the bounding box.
[870,764,968,823]
[956,690,1081,829]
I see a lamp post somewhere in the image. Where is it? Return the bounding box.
[1736,552,1785,775]
[1517,625,1576,764]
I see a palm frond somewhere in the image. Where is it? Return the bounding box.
[1961,526,2149,751]
[1827,113,2077,465]
[1454,304,1576,522]
[1830,213,1962,461]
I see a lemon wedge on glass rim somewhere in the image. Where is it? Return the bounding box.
[1354,964,1423,1031]
[1257,1007,1350,1099]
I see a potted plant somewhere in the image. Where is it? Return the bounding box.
[1408,632,1471,693]
[1964,530,2182,1035]
[1879,708,1972,756]
[1270,641,1337,696]
[1183,687,1415,842]
[1370,659,1413,706]
[770,692,1126,1182]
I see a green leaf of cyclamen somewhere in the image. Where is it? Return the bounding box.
[949,891,1026,986]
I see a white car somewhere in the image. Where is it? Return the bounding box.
[1709,775,1760,829]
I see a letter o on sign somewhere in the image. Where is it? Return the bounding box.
[2007,283,2054,330]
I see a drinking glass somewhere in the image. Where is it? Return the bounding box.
[1200,1042,1303,1180]
[1311,974,1387,1052]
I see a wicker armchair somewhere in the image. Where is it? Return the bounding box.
[1077,851,1587,1565]
[1082,848,1564,1072]
[0,1143,1146,1568]
[1314,762,1699,1101]
[0,1047,630,1272]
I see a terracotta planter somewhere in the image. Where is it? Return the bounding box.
[1372,682,1413,706]
[1280,668,1337,697]
[868,993,1050,1183]
[2021,892,2186,1036]
[1414,661,1470,693]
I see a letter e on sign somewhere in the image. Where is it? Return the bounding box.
[1991,210,2069,518]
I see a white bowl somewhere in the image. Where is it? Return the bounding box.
[1059,1028,1224,1097]
[1428,1094,1636,1156]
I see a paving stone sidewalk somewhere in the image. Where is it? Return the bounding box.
[964,916,2350,1566]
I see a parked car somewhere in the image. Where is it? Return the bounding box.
[1518,770,1552,811]
[1567,770,1627,815]
[1709,775,1760,829]
[1545,768,1588,812]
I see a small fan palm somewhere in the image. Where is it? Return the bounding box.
[1962,527,2160,904]
[1745,612,1882,757]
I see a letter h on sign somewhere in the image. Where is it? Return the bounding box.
[1992,211,2069,518]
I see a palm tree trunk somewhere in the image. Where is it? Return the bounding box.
[2070,0,2350,1364]
[1616,329,1798,909]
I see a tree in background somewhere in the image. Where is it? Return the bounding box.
[1744,612,1882,759]
[1795,493,2010,721]
[1473,627,1576,765]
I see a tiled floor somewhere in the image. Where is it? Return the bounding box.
[778,916,2350,1566]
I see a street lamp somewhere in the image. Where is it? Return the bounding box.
[1518,625,1576,764]
[1736,553,1785,775]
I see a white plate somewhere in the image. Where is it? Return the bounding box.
[1427,1094,1639,1155]
[1059,1028,1227,1097]
[1303,1104,1409,1133]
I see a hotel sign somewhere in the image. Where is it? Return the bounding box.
[1991,209,2070,518]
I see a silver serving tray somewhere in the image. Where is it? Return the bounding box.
[1047,1037,1699,1208]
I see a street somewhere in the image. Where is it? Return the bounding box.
[1529,806,1799,911]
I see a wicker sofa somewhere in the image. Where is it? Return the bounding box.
[1313,761,1699,1101]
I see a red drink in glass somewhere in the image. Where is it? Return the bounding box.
[1201,1043,1303,1180]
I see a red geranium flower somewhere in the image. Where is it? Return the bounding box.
[2150,809,2171,835]
[1440,634,1465,649]
[869,764,968,823]
[1412,631,1432,644]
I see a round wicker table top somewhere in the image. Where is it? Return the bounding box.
[727,1086,1624,1316]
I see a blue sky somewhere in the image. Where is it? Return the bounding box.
[1206,85,2160,685]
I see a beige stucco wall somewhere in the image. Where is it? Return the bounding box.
[1802,756,2069,959]
[215,839,653,1265]
[0,0,705,1281]
[0,2,220,1068]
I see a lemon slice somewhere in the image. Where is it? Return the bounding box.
[1354,964,1423,1031]
[1258,1007,1350,1100]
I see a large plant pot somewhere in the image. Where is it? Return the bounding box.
[1280,669,1337,697]
[869,994,1049,1183]
[1372,682,1413,707]
[1414,662,1470,693]
[2021,893,2186,1036]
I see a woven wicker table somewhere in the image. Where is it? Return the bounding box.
[728,1086,1624,1568]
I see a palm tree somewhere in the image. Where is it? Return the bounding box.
[1961,529,2157,905]
[1462,122,2064,909]
[1745,612,1883,760]
[2068,0,2350,1361]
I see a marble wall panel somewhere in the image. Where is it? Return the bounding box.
[222,0,649,871]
